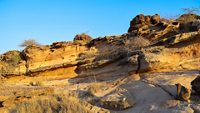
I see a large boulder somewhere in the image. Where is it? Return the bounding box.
[128,14,150,32]
[73,33,92,45]
[177,14,200,32]
[128,14,161,33]
[151,14,161,24]
[177,13,200,23]
[99,91,135,110]
[130,14,150,25]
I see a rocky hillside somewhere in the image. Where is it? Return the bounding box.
[0,14,200,113]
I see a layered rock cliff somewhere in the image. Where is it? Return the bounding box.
[0,14,200,113]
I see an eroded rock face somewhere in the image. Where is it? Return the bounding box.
[22,42,91,77]
[128,14,200,46]
[1,14,199,78]
[0,14,200,113]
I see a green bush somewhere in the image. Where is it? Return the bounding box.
[10,55,22,65]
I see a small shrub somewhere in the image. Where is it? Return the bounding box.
[0,55,3,61]
[95,49,115,61]
[19,39,41,47]
[77,52,96,61]
[9,55,22,65]
[165,7,200,21]
[95,47,127,62]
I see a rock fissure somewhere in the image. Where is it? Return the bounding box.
[135,51,143,74]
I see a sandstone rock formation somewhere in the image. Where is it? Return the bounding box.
[0,14,200,113]
[74,33,92,45]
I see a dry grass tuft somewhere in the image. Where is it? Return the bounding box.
[29,81,44,86]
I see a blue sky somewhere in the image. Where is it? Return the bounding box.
[0,0,199,53]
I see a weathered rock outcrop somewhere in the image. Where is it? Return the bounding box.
[128,14,161,33]
[0,14,200,113]
[0,50,26,76]
[74,33,92,45]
